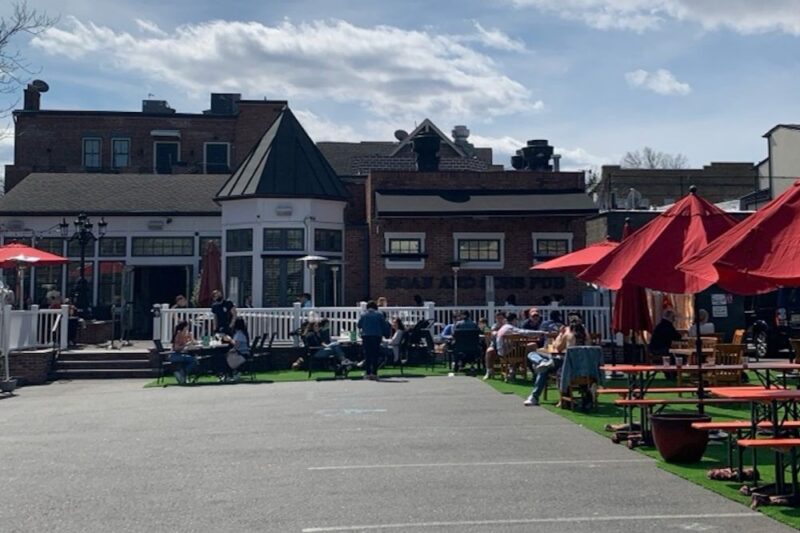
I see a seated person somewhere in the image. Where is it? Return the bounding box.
[540,310,564,333]
[477,317,491,334]
[688,308,715,336]
[524,318,587,406]
[483,312,544,381]
[220,317,250,382]
[521,308,542,330]
[381,317,405,363]
[304,320,353,370]
[169,320,197,385]
[649,309,682,377]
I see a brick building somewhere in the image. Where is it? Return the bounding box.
[0,86,597,335]
[5,84,285,191]
[596,162,758,210]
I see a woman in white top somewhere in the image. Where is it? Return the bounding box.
[382,317,405,363]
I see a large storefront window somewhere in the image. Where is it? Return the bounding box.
[262,257,303,307]
[226,256,252,305]
[132,237,193,256]
[98,261,125,306]
[36,237,64,255]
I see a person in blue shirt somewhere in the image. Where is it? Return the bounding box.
[541,310,564,333]
[299,293,313,308]
[357,300,391,380]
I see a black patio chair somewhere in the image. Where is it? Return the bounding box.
[246,332,276,381]
[451,329,482,374]
[154,339,174,384]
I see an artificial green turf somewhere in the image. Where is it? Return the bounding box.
[483,375,800,530]
[144,366,800,529]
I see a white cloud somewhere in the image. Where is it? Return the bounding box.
[134,19,167,37]
[470,134,524,158]
[32,18,540,122]
[625,68,691,95]
[509,0,800,35]
[555,146,613,170]
[293,110,361,142]
[472,22,526,51]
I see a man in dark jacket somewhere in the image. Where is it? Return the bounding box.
[358,300,391,380]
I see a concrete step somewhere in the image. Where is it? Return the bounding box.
[56,359,153,371]
[57,351,152,362]
[53,368,158,379]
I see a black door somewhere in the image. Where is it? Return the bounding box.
[131,265,189,338]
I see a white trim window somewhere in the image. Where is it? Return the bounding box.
[111,138,130,168]
[532,232,573,263]
[153,141,180,174]
[384,232,426,269]
[204,142,231,174]
[454,232,504,269]
[82,137,102,169]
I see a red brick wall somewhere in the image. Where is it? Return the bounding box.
[7,351,54,385]
[5,101,285,191]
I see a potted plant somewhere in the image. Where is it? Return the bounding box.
[650,412,711,463]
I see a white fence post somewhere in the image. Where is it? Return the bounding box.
[2,304,11,381]
[160,304,171,344]
[292,302,302,347]
[30,305,39,347]
[424,301,434,321]
[60,305,69,349]
[487,301,495,322]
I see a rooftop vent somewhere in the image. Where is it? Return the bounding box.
[23,79,49,111]
[206,93,241,115]
[511,139,556,171]
[142,100,175,114]
[412,131,441,172]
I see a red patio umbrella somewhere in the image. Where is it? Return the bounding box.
[579,188,739,293]
[0,242,68,268]
[579,188,740,413]
[197,240,222,307]
[531,239,618,274]
[679,180,800,294]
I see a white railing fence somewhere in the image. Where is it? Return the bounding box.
[0,304,69,356]
[155,302,611,346]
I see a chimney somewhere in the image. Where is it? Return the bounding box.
[552,154,561,172]
[412,131,441,171]
[23,80,49,111]
[511,139,555,171]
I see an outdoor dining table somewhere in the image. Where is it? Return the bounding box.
[708,386,800,498]
[185,342,232,379]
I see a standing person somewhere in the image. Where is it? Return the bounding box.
[358,300,391,380]
[172,294,188,309]
[299,293,313,308]
[211,289,236,335]
[377,296,388,308]
[169,320,197,385]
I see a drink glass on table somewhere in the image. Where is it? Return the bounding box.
[662,356,671,366]
[674,356,683,367]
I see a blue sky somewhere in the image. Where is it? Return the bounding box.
[2,0,800,178]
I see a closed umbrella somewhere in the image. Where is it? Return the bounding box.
[679,180,800,294]
[197,240,222,307]
[611,221,652,361]
[579,188,740,412]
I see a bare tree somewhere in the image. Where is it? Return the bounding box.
[1,2,56,116]
[621,146,688,169]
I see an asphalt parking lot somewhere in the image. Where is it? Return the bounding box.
[0,376,795,532]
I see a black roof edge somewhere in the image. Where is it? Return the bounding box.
[214,193,349,202]
[0,210,221,217]
[374,188,588,196]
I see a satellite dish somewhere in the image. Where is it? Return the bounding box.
[394,129,409,141]
[31,79,49,93]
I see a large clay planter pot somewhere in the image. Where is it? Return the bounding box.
[650,413,711,463]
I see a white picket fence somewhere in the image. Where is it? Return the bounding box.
[154,302,611,346]
[0,304,69,355]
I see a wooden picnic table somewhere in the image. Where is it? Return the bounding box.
[709,386,800,499]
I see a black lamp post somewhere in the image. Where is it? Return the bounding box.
[60,213,107,315]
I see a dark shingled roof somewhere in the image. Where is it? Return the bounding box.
[0,173,225,215]
[316,141,397,176]
[217,107,348,200]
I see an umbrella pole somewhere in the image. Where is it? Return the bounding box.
[608,290,616,366]
[694,294,705,415]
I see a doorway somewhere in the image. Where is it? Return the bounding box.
[130,265,190,338]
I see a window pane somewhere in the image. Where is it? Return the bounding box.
[68,261,93,303]
[536,239,569,258]
[97,261,125,306]
[68,238,96,258]
[388,239,420,254]
[226,255,252,306]
[83,138,101,168]
[205,143,229,173]
[262,257,303,307]
[99,237,126,257]
[131,237,193,256]
[36,237,64,256]
[226,229,253,253]
[112,139,130,168]
[314,229,342,253]
[458,239,500,262]
[263,228,305,251]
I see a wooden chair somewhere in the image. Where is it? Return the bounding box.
[788,338,800,365]
[711,343,745,386]
[498,334,529,381]
[731,328,745,345]
[558,346,603,411]
[672,339,691,350]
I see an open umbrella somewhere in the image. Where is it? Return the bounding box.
[579,187,740,412]
[197,240,222,307]
[531,239,618,274]
[679,180,800,294]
